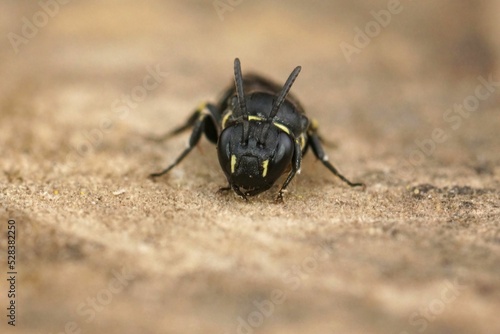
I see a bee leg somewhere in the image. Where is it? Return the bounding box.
[232,185,248,201]
[146,103,219,142]
[308,131,365,188]
[276,141,303,202]
[149,104,217,179]
[145,112,199,142]
[218,184,248,200]
[217,185,232,193]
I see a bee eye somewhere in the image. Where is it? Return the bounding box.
[268,133,293,177]
[217,127,235,176]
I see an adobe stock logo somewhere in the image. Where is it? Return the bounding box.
[399,74,500,178]
[213,0,243,21]
[235,244,332,334]
[340,0,408,64]
[7,0,72,55]
[48,266,134,334]
[66,64,168,163]
[399,275,468,334]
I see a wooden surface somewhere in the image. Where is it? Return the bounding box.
[1,1,499,333]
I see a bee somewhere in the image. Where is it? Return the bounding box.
[150,58,364,201]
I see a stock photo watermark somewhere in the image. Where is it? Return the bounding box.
[7,0,72,55]
[399,275,468,334]
[6,219,17,327]
[399,74,500,178]
[340,0,411,63]
[66,64,168,163]
[48,266,134,334]
[213,0,244,21]
[235,243,332,334]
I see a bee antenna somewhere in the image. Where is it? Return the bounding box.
[234,58,250,143]
[269,66,301,119]
[233,58,248,119]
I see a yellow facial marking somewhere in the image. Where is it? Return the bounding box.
[231,155,237,174]
[262,160,269,177]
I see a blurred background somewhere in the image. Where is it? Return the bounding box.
[1,0,499,170]
[1,1,499,334]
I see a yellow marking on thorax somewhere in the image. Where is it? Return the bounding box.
[248,115,264,122]
[225,114,293,137]
[298,134,307,150]
[310,118,319,130]
[272,122,291,135]
[197,101,207,111]
[197,102,208,120]
[262,160,269,177]
[231,155,237,173]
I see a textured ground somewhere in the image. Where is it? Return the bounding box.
[1,1,500,333]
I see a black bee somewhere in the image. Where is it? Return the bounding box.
[150,58,364,201]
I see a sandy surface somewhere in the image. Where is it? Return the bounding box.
[1,1,500,333]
